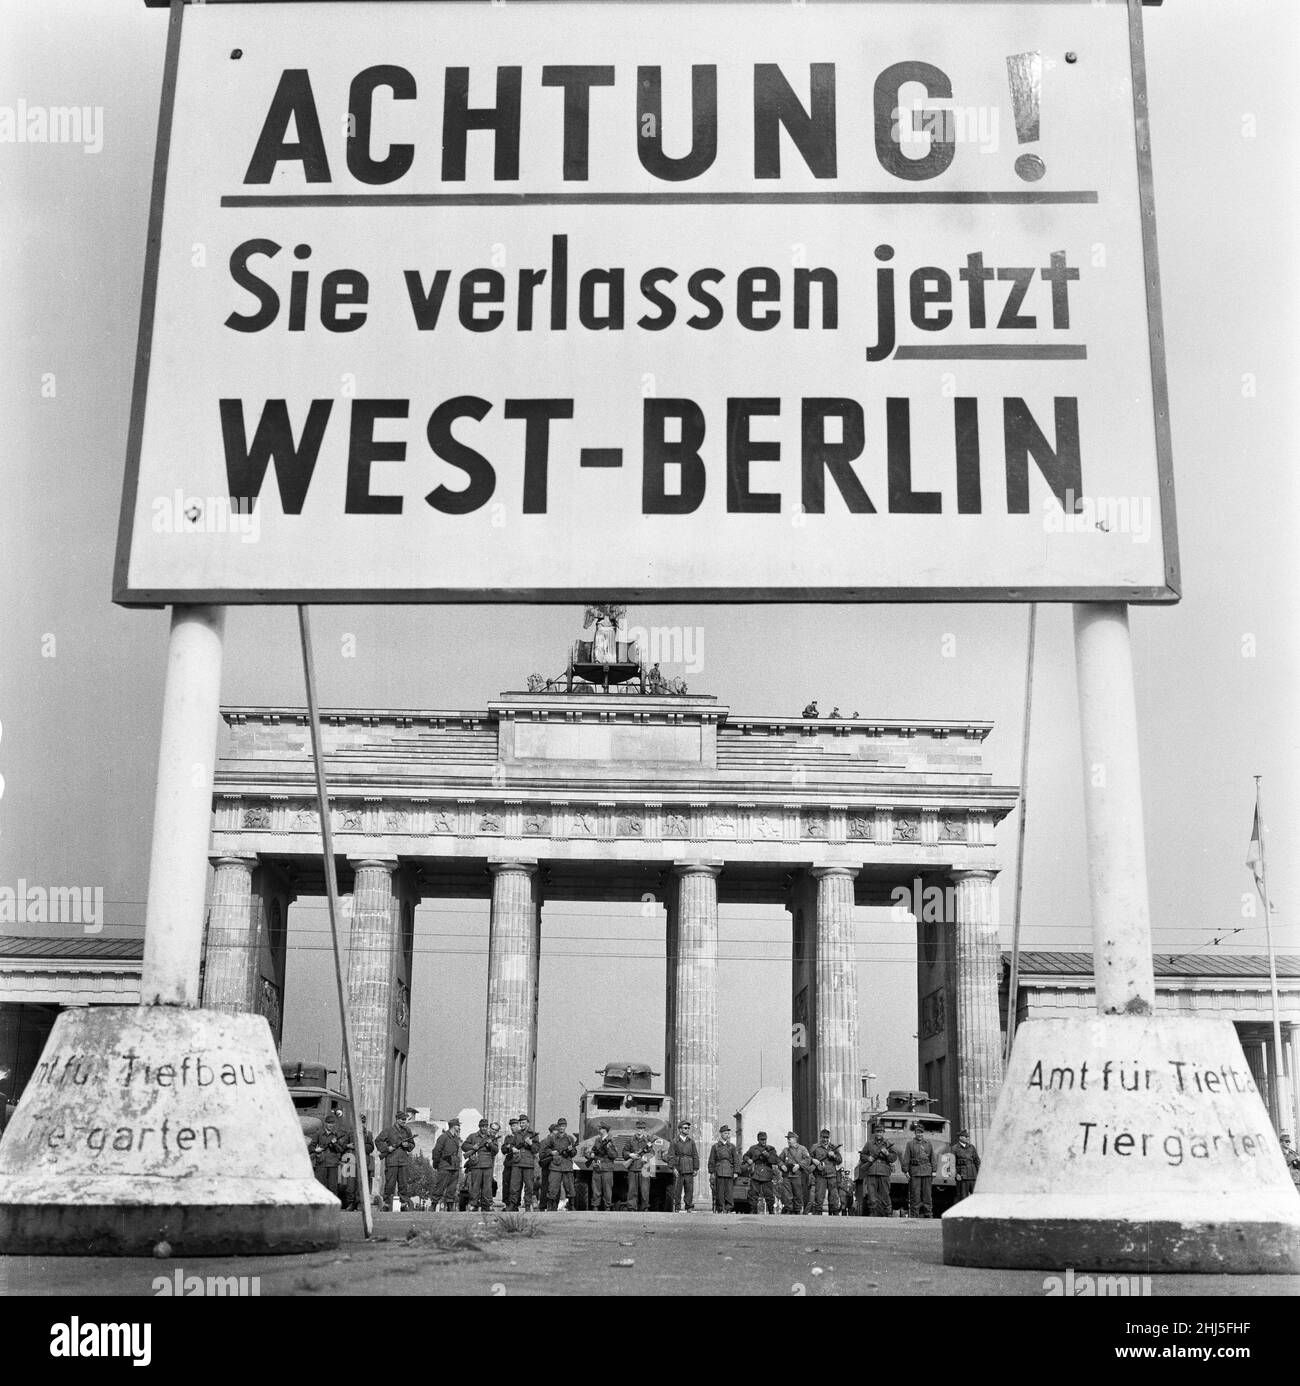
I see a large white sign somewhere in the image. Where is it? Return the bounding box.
[115,0,1177,604]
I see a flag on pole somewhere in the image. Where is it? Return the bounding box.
[1246,799,1268,904]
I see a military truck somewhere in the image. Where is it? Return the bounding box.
[570,1061,674,1209]
[281,1060,353,1146]
[860,1089,955,1214]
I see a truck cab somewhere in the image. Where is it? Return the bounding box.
[281,1060,353,1146]
[572,1061,674,1208]
[862,1089,955,1213]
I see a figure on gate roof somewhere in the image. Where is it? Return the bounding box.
[584,602,627,665]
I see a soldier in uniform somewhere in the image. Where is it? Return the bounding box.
[626,1121,654,1211]
[543,1117,578,1210]
[430,1117,463,1210]
[307,1123,328,1189]
[743,1131,779,1215]
[501,1116,518,1201]
[781,1131,812,1214]
[861,1127,897,1217]
[708,1124,738,1213]
[903,1120,936,1218]
[951,1128,981,1202]
[462,1118,500,1212]
[310,1114,342,1203]
[539,1123,557,1208]
[504,1113,539,1211]
[809,1129,843,1215]
[590,1122,619,1211]
[376,1107,417,1212]
[667,1119,700,1211]
[338,1135,358,1211]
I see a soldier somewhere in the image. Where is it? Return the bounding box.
[861,1127,897,1217]
[543,1117,578,1210]
[903,1120,936,1218]
[430,1117,463,1210]
[809,1128,843,1215]
[307,1123,328,1188]
[317,1114,346,1203]
[590,1122,619,1211]
[781,1131,812,1215]
[837,1167,855,1214]
[338,1134,358,1211]
[667,1119,700,1211]
[539,1122,557,1208]
[462,1118,500,1212]
[743,1131,779,1215]
[376,1106,417,1212]
[626,1121,654,1211]
[951,1127,981,1202]
[708,1124,739,1213]
[501,1116,518,1200]
[504,1113,539,1212]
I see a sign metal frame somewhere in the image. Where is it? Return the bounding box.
[114,0,1178,606]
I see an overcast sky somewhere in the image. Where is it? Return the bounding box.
[1,0,1296,1128]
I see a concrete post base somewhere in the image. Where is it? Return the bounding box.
[0,1006,339,1256]
[942,1016,1300,1273]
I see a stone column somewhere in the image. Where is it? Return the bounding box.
[345,857,399,1127]
[664,885,679,1099]
[1289,1025,1300,1143]
[811,866,859,1146]
[484,860,541,1122]
[202,854,260,1013]
[951,868,1004,1151]
[667,862,721,1149]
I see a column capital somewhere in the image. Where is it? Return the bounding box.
[810,864,859,881]
[671,860,723,878]
[950,867,999,883]
[209,852,258,869]
[487,858,539,876]
[347,855,399,870]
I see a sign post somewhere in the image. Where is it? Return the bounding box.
[114,0,1179,606]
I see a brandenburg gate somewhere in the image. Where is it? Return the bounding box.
[200,675,1017,1151]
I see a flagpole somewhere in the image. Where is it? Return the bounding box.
[1004,603,1036,1064]
[299,606,374,1239]
[1254,775,1289,1134]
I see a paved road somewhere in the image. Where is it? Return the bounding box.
[3,1211,1297,1298]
